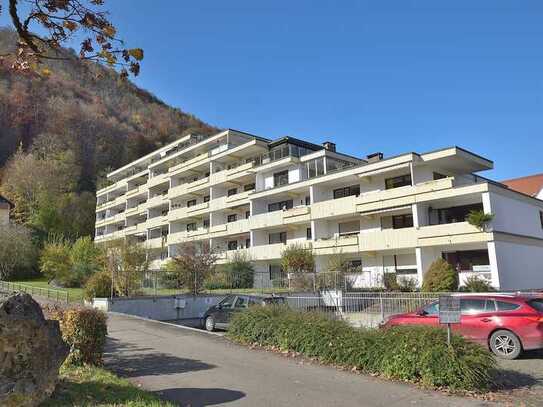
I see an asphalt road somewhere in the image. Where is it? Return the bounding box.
[104,313,492,407]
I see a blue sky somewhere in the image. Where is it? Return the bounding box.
[3,1,543,180]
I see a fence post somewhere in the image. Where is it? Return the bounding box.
[379,292,385,322]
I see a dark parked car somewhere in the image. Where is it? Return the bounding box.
[382,294,543,359]
[203,294,286,331]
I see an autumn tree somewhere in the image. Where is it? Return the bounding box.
[105,239,148,297]
[166,243,218,295]
[1,0,144,78]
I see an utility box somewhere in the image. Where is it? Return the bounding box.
[174,298,186,309]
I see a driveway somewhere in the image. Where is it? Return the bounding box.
[105,313,492,407]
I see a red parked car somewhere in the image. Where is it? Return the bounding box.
[382,294,543,359]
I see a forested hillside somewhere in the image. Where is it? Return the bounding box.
[0,28,218,239]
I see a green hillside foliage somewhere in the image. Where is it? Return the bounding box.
[0,28,217,240]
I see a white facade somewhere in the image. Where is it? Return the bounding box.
[95,130,543,291]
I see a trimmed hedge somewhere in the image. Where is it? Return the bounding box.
[227,306,496,391]
[45,306,108,366]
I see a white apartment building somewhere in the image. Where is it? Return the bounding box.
[95,129,543,291]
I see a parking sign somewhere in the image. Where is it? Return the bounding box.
[439,295,461,324]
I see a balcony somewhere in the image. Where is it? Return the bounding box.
[186,201,209,216]
[186,177,209,194]
[126,184,147,198]
[210,219,250,238]
[359,228,417,252]
[146,215,169,229]
[168,152,209,176]
[313,235,359,255]
[283,206,310,225]
[168,184,188,199]
[225,189,252,206]
[226,161,255,179]
[417,222,490,247]
[147,172,169,188]
[312,195,358,220]
[168,206,188,221]
[147,193,168,208]
[249,243,284,261]
[355,177,455,214]
[249,211,283,230]
[147,236,168,249]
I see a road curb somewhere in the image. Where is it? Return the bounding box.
[107,311,225,336]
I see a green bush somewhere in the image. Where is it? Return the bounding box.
[46,306,108,366]
[460,275,495,293]
[466,210,494,230]
[422,259,458,292]
[224,251,254,289]
[227,306,495,391]
[84,271,113,300]
[383,273,400,291]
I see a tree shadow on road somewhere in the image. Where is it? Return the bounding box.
[156,387,245,407]
[105,337,215,378]
[493,369,539,391]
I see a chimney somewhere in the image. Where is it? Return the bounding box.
[322,141,336,152]
[366,152,383,163]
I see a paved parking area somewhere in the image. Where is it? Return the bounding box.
[492,349,543,406]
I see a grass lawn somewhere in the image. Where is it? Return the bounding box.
[41,365,175,407]
[7,277,85,303]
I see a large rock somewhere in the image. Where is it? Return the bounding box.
[0,292,68,407]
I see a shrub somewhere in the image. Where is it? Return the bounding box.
[422,259,458,292]
[84,271,113,301]
[227,306,495,391]
[0,222,37,280]
[40,238,76,287]
[71,236,104,284]
[281,243,314,274]
[383,273,400,291]
[460,275,495,293]
[46,306,108,366]
[224,251,254,289]
[204,270,230,290]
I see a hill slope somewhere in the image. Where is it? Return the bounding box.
[0,28,218,191]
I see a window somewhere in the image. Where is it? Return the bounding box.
[219,295,235,308]
[245,210,251,219]
[347,260,362,271]
[528,299,543,312]
[203,219,210,228]
[443,250,490,272]
[234,296,249,309]
[305,195,311,205]
[227,214,237,223]
[339,220,360,236]
[422,302,439,315]
[496,301,521,311]
[269,264,284,281]
[333,185,360,199]
[203,195,210,202]
[540,211,543,229]
[269,231,287,244]
[227,188,237,197]
[186,223,196,232]
[245,238,251,248]
[460,299,494,314]
[392,214,414,229]
[385,174,412,190]
[268,199,293,212]
[273,170,289,187]
[433,172,447,180]
[306,227,312,240]
[228,240,238,250]
[244,183,255,192]
[432,203,483,225]
[187,199,196,207]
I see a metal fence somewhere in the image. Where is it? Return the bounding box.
[0,281,69,303]
[285,291,443,328]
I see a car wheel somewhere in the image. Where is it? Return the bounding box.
[205,316,215,332]
[490,330,522,359]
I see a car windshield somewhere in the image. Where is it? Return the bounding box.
[528,299,543,312]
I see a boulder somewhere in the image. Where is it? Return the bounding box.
[0,292,68,407]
